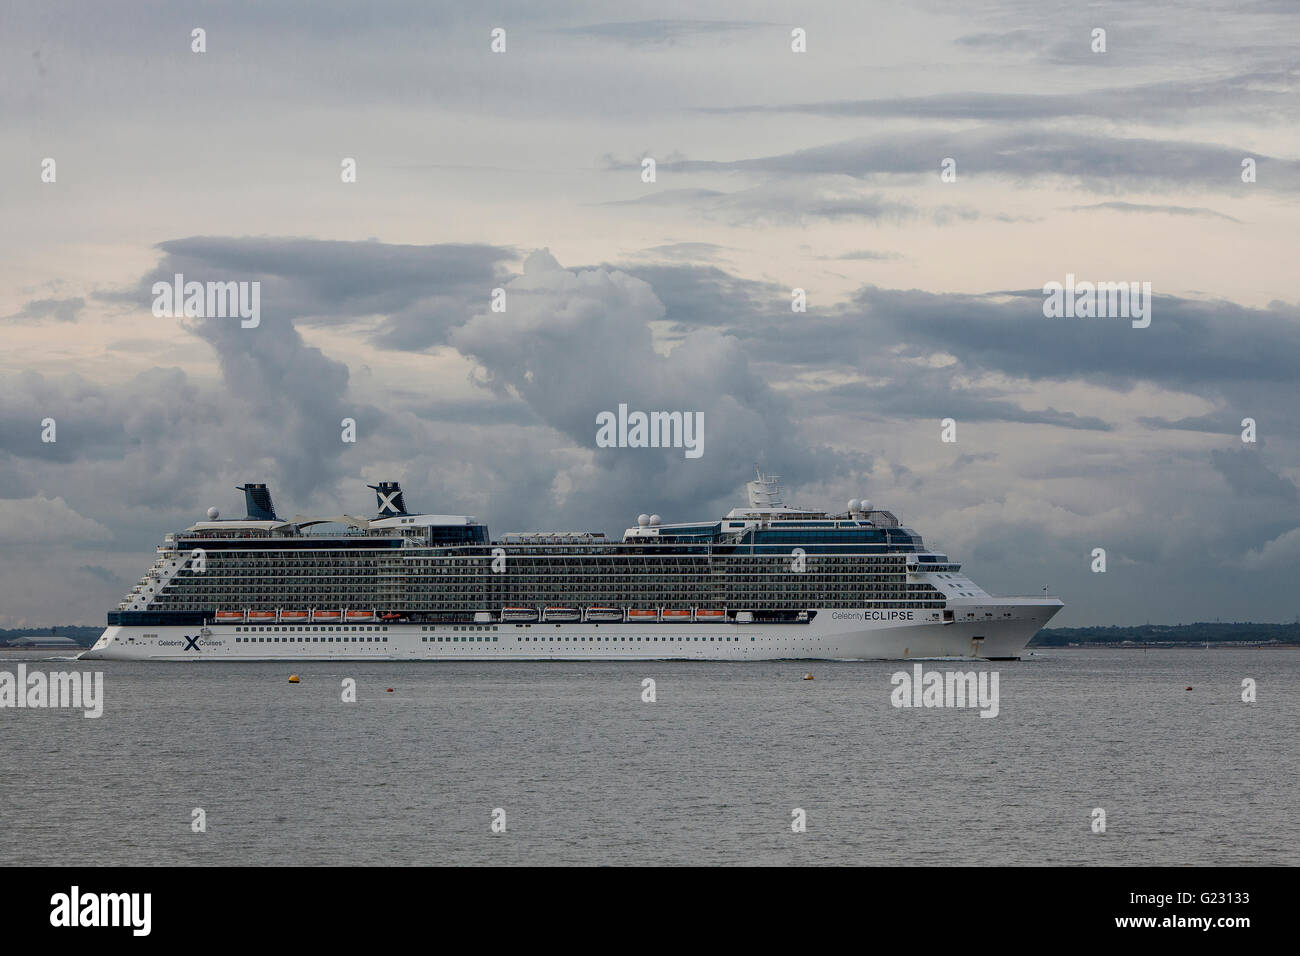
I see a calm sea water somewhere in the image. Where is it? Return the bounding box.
[1,647,1295,866]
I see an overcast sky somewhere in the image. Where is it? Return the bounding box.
[3,0,1299,627]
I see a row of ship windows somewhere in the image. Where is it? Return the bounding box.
[236,636,390,643]
[174,549,915,557]
[161,572,919,583]
[404,560,914,569]
[165,580,935,587]
[162,591,935,601]
[162,581,933,592]
[172,590,920,599]
[417,635,751,643]
[521,635,745,643]
[172,557,915,571]
[236,625,389,632]
[155,600,948,612]
[408,575,915,583]
[165,574,925,582]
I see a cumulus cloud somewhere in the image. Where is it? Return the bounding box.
[833,286,1300,392]
[105,236,517,351]
[449,249,852,512]
[1211,448,1299,501]
[0,496,111,543]
[184,303,373,498]
[1243,526,1300,568]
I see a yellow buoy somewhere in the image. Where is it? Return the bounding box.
[288,674,300,683]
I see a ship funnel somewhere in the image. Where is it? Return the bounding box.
[368,481,408,517]
[237,483,278,521]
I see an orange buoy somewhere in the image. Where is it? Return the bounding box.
[288,674,300,683]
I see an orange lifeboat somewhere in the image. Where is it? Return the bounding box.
[247,610,276,622]
[345,609,377,622]
[279,610,308,622]
[662,609,692,621]
[501,607,539,622]
[695,609,725,621]
[312,609,342,622]
[542,607,581,622]
[627,609,659,622]
[214,610,245,622]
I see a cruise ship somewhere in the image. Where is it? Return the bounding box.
[81,474,1062,661]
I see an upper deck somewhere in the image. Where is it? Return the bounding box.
[115,474,953,621]
[172,474,918,553]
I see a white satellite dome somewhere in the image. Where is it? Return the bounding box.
[648,514,661,527]
[861,499,872,513]
[206,507,220,520]
[848,498,861,514]
[637,513,650,527]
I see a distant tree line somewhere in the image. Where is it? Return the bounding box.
[1032,622,1300,646]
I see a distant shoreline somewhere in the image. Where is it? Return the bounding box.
[1030,622,1300,647]
[1031,642,1296,649]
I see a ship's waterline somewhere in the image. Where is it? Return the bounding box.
[81,473,1062,663]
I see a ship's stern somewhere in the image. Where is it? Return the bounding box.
[79,626,124,660]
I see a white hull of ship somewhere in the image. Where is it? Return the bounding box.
[80,599,1061,662]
